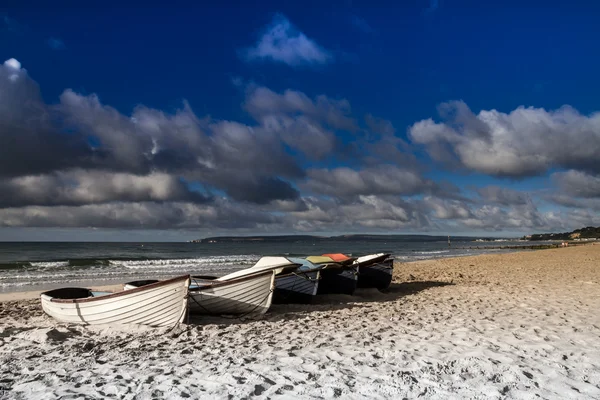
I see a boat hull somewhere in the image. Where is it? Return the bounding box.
[40,275,190,327]
[357,259,394,290]
[189,271,275,316]
[317,265,358,295]
[273,270,320,304]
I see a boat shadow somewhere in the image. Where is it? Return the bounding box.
[187,280,453,326]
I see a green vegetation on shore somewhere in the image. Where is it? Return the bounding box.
[523,226,600,241]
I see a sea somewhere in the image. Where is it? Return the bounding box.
[0,239,544,293]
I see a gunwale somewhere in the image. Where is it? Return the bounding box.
[42,275,190,304]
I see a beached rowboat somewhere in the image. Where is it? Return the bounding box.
[307,255,358,295]
[40,275,190,327]
[188,257,301,315]
[355,253,394,290]
[126,257,301,315]
[273,258,322,304]
[188,270,276,315]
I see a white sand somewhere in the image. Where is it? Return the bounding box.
[1,245,599,399]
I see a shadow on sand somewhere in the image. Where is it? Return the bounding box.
[188,280,453,326]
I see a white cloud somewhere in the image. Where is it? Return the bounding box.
[245,86,356,131]
[304,166,438,197]
[243,14,332,67]
[410,101,600,177]
[3,58,22,82]
[0,170,209,207]
[4,58,20,69]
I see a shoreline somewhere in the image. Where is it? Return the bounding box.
[0,243,600,303]
[1,243,594,302]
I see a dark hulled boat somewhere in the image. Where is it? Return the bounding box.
[307,255,358,295]
[272,257,322,304]
[354,253,394,290]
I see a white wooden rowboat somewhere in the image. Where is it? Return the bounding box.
[187,256,301,315]
[188,270,276,315]
[40,275,190,327]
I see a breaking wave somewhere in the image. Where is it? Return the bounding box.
[0,254,263,290]
[29,261,70,269]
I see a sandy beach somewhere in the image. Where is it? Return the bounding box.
[1,245,599,399]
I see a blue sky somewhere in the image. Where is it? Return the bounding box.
[1,1,599,241]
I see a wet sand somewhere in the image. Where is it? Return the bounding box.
[1,245,599,399]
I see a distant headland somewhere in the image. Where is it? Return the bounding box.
[189,234,488,243]
[189,227,600,243]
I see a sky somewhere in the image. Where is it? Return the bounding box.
[1,0,600,241]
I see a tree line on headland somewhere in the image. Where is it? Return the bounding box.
[522,226,600,241]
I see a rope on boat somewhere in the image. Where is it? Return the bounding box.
[291,271,320,282]
[167,292,190,333]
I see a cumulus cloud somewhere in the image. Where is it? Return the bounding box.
[245,86,356,132]
[283,195,428,232]
[0,59,92,177]
[423,196,473,220]
[552,170,600,198]
[1,57,599,234]
[477,186,530,206]
[547,194,600,211]
[410,101,600,177]
[242,14,333,67]
[0,199,281,230]
[304,166,439,197]
[243,85,360,161]
[0,59,306,206]
[0,170,210,208]
[57,91,303,204]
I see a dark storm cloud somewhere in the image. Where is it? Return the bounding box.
[59,93,303,204]
[359,114,419,169]
[0,59,92,177]
[214,175,299,205]
[1,63,302,205]
[410,101,600,178]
